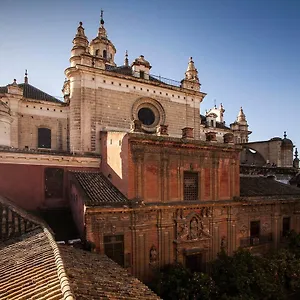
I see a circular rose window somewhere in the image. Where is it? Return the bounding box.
[132,98,166,133]
[138,107,155,125]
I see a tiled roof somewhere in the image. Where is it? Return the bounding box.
[0,83,62,103]
[0,229,68,300]
[240,176,300,197]
[59,245,161,300]
[71,171,128,206]
[106,65,133,76]
[0,195,160,299]
[0,195,74,300]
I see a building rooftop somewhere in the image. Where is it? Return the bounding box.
[59,245,161,300]
[0,195,160,299]
[71,171,128,207]
[0,83,62,104]
[240,176,300,197]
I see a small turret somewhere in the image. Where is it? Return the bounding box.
[237,107,247,124]
[180,57,201,91]
[89,10,116,67]
[230,107,251,144]
[70,22,89,67]
[132,55,151,79]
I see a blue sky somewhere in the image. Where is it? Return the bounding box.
[1,0,299,150]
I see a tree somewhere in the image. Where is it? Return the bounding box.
[151,263,217,300]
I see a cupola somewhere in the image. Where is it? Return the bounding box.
[89,10,116,67]
[131,55,151,79]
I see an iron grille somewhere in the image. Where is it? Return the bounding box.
[184,172,198,201]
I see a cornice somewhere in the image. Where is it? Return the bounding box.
[65,64,206,98]
[0,151,100,167]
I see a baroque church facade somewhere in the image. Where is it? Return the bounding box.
[1,14,300,282]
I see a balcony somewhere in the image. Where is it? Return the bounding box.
[240,234,272,248]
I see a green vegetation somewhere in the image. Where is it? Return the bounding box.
[151,231,300,300]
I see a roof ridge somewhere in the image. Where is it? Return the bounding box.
[0,195,53,234]
[43,228,75,300]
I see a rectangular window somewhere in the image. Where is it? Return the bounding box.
[104,235,124,267]
[184,172,198,201]
[140,71,145,79]
[250,221,260,238]
[250,220,260,245]
[282,217,291,237]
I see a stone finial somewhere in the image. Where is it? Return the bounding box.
[98,9,107,38]
[24,69,28,84]
[76,21,86,38]
[295,148,298,159]
[284,131,287,139]
[100,9,104,26]
[12,79,17,86]
[124,50,129,67]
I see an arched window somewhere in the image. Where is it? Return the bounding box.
[103,50,107,59]
[210,120,214,127]
[95,49,99,56]
[38,128,51,148]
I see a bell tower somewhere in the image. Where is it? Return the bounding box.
[89,10,116,67]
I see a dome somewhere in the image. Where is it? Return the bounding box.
[282,138,293,148]
[269,137,282,142]
[132,55,151,68]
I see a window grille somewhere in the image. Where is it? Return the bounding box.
[184,172,198,201]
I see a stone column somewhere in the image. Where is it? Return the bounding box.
[272,214,280,249]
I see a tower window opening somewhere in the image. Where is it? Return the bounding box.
[103,50,107,59]
[95,49,99,56]
[211,120,214,127]
[140,71,145,79]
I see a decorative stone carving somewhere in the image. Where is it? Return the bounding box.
[262,222,270,233]
[240,225,248,237]
[149,245,158,266]
[188,217,204,240]
[221,236,227,249]
[177,223,188,240]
